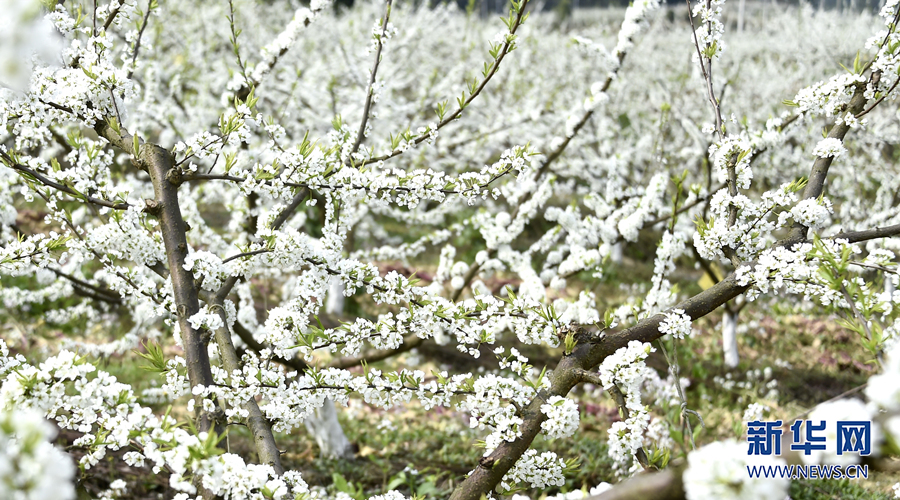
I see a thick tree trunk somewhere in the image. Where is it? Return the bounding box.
[141,144,222,500]
[143,144,219,433]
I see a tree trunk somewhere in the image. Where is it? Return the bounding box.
[610,242,623,264]
[303,399,354,459]
[722,308,739,368]
[143,144,219,433]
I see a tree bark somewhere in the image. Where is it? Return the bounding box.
[209,298,284,473]
[142,144,218,433]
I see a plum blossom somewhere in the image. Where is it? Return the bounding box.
[540,396,580,439]
[683,440,789,500]
[0,407,75,500]
[659,308,693,339]
[813,138,848,158]
[801,399,881,466]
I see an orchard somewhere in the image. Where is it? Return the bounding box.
[2,0,900,498]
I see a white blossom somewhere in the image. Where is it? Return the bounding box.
[659,309,693,339]
[540,396,580,439]
[683,440,789,500]
[0,407,75,500]
[812,138,848,158]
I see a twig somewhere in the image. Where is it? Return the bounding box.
[127,4,154,79]
[788,382,868,422]
[349,0,393,159]
[2,156,130,210]
[355,0,531,168]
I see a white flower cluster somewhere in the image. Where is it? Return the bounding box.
[201,453,308,500]
[710,138,753,190]
[13,25,136,133]
[249,1,332,83]
[583,84,609,112]
[0,346,321,497]
[644,415,674,450]
[693,182,802,262]
[742,402,768,422]
[789,197,833,230]
[812,137,848,159]
[496,347,531,377]
[307,144,535,210]
[735,239,856,303]
[555,291,602,326]
[0,406,75,500]
[616,173,669,242]
[643,231,686,315]
[462,374,536,453]
[183,250,228,291]
[691,0,726,60]
[598,341,654,412]
[794,72,867,118]
[866,0,900,106]
[659,308,693,339]
[369,19,398,54]
[576,0,658,111]
[597,341,655,475]
[365,492,410,500]
[540,395,580,439]
[613,0,661,61]
[607,411,651,476]
[0,230,72,272]
[683,440,789,500]
[96,479,128,500]
[500,449,567,491]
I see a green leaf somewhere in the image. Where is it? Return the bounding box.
[134,341,167,373]
[132,133,141,158]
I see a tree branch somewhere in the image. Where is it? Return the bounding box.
[831,222,900,243]
[329,334,423,369]
[783,83,869,245]
[349,0,392,158]
[48,267,122,304]
[232,320,309,373]
[356,0,531,167]
[209,300,284,474]
[449,270,748,500]
[1,154,130,210]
